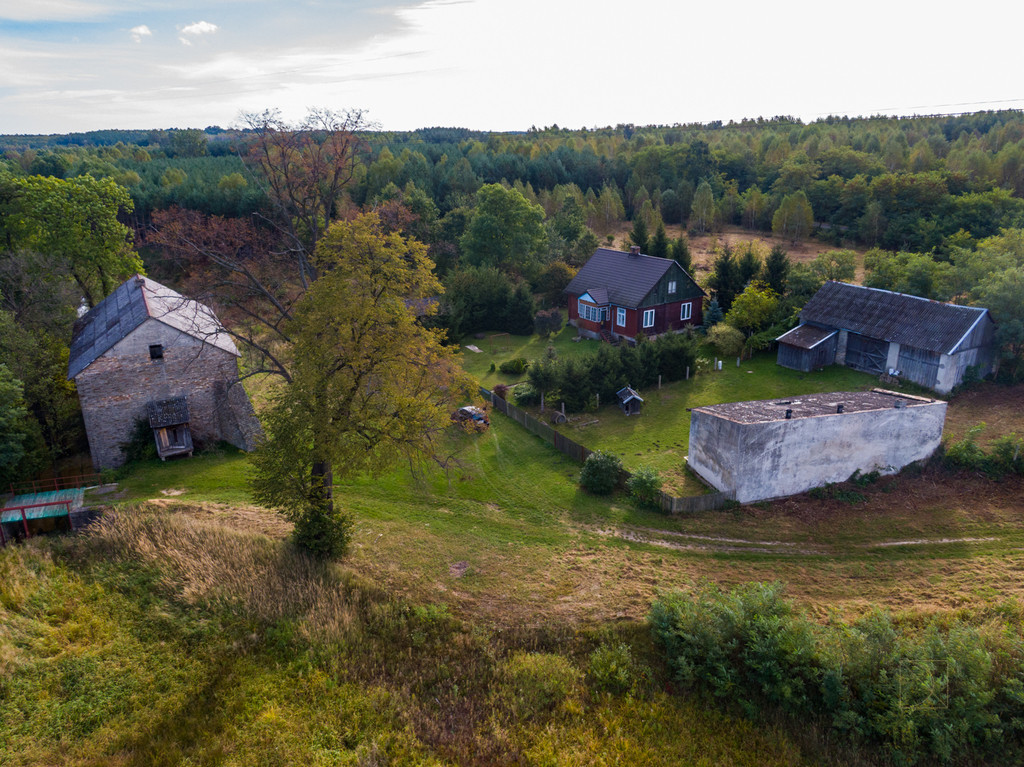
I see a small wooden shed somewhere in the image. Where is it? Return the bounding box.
[147,396,194,460]
[617,386,644,416]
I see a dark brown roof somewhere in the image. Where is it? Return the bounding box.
[692,389,940,425]
[776,324,837,349]
[800,282,991,355]
[564,248,702,308]
[148,396,190,428]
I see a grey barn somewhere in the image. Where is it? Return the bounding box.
[68,274,262,470]
[776,281,996,394]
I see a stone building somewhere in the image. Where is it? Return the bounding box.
[776,281,995,394]
[68,274,261,470]
[687,389,946,504]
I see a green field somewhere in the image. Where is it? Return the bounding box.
[461,327,884,494]
[4,333,1024,765]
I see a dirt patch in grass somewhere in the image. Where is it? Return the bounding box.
[603,224,869,281]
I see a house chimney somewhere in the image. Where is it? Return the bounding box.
[629,245,641,257]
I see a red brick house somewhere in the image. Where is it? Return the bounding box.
[565,247,704,342]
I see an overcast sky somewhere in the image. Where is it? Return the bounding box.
[2,0,1023,135]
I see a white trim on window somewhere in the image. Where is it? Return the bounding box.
[680,302,692,321]
[642,308,655,329]
[668,280,677,294]
[616,307,626,327]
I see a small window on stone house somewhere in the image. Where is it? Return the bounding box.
[149,344,164,360]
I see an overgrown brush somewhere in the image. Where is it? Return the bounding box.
[650,582,1024,765]
[944,423,1024,478]
[80,505,361,642]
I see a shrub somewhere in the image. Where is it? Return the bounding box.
[707,323,745,358]
[579,451,623,495]
[501,652,580,716]
[626,466,663,510]
[513,384,540,406]
[533,308,564,337]
[492,383,509,400]
[650,583,1024,765]
[587,642,646,695]
[499,357,530,375]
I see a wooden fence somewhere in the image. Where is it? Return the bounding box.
[479,387,735,513]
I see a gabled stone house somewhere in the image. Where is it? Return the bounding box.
[564,247,704,342]
[68,274,261,470]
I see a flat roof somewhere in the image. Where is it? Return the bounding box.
[691,389,940,425]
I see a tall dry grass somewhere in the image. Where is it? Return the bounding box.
[83,503,361,644]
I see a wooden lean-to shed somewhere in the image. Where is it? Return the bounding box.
[776,282,996,394]
[68,274,262,470]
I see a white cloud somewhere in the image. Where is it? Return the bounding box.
[130,25,152,43]
[180,20,218,36]
[178,19,218,46]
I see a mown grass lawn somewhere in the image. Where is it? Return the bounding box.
[458,327,889,494]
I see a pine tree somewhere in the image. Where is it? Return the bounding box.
[629,216,649,253]
[649,222,669,258]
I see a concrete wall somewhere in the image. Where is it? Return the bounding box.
[75,319,260,470]
[687,400,947,504]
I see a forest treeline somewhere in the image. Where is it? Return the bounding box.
[5,110,1024,252]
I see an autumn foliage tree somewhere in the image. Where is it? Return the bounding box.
[249,213,470,557]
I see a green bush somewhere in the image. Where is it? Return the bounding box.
[650,582,1024,765]
[579,451,622,495]
[587,642,646,695]
[499,357,530,375]
[500,652,580,716]
[626,465,663,510]
[513,384,540,406]
[707,323,745,358]
[945,424,1023,478]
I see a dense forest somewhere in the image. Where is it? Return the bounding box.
[2,110,1024,483]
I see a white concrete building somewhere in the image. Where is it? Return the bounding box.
[687,389,947,504]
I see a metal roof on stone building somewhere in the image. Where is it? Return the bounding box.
[799,281,991,355]
[68,274,239,379]
[147,396,190,428]
[564,248,702,308]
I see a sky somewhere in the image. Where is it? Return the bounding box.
[2,0,1023,134]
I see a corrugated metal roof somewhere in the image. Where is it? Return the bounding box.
[800,281,990,355]
[565,248,682,308]
[68,275,239,379]
[148,396,190,428]
[776,324,837,350]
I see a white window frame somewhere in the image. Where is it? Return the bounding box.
[616,307,626,327]
[680,302,692,321]
[642,308,655,329]
[578,300,606,323]
[668,280,677,294]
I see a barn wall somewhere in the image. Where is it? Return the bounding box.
[75,319,258,470]
[687,401,947,504]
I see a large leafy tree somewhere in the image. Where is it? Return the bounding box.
[460,184,547,275]
[250,213,471,557]
[690,181,715,234]
[1,174,141,307]
[772,191,814,245]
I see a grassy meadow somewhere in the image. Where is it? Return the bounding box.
[3,325,1024,765]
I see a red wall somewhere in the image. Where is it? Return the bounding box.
[570,295,702,339]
